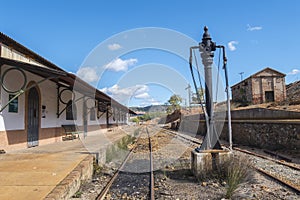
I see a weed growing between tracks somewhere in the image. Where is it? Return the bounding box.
[194,154,253,198]
[106,134,136,163]
[223,155,252,198]
[93,160,103,175]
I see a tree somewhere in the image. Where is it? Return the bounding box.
[192,88,205,104]
[131,117,140,124]
[138,113,151,121]
[166,94,182,114]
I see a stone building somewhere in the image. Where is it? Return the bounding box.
[286,80,300,103]
[231,67,286,104]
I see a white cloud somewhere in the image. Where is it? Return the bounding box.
[288,69,300,75]
[228,41,238,51]
[108,43,122,51]
[76,67,99,83]
[247,24,263,31]
[135,92,150,99]
[104,58,137,72]
[100,84,163,106]
[100,84,149,102]
[147,98,161,105]
[139,98,161,107]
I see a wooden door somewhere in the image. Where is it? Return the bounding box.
[27,87,39,147]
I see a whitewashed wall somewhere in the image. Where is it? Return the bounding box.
[97,112,107,124]
[0,64,129,132]
[0,65,26,131]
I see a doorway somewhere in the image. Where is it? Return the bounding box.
[27,87,39,147]
[265,91,275,102]
[83,100,88,137]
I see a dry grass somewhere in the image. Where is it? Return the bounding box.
[194,154,252,198]
[222,155,252,198]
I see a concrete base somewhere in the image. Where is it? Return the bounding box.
[191,149,232,177]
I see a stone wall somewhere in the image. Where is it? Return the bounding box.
[231,77,252,104]
[220,121,300,150]
[286,80,300,103]
[181,108,300,150]
[45,155,94,200]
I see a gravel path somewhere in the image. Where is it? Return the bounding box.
[71,126,300,199]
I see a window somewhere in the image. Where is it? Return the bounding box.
[98,102,107,112]
[276,78,281,83]
[66,100,77,120]
[8,94,18,113]
[268,81,272,86]
[90,108,96,121]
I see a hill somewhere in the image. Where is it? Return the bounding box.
[130,105,168,113]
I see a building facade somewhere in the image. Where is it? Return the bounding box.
[231,67,286,104]
[0,33,134,151]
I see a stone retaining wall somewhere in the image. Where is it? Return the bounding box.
[45,155,94,200]
[220,121,300,150]
[180,108,300,150]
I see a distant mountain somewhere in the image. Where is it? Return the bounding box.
[130,105,168,113]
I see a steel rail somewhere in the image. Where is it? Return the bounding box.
[95,129,139,200]
[233,147,300,171]
[95,126,146,200]
[96,126,155,200]
[163,128,201,145]
[163,128,300,194]
[164,128,300,171]
[255,167,300,195]
[146,127,155,200]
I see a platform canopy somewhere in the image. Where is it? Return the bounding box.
[0,32,135,114]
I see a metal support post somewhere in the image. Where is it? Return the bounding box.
[199,26,221,150]
[218,45,233,151]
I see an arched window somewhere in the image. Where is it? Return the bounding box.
[66,100,77,120]
[90,108,96,121]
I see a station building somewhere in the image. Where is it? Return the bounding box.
[0,33,134,151]
[231,67,286,104]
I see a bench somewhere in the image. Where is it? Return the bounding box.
[62,124,83,140]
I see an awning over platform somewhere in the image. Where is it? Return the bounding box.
[0,57,67,78]
[0,32,136,115]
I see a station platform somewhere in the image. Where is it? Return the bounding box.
[0,127,129,200]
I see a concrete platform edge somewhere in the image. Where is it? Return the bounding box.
[44,155,94,200]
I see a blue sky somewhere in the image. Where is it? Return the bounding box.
[1,0,300,107]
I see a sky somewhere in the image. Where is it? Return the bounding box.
[1,0,300,107]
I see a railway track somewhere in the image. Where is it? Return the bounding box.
[163,128,300,195]
[96,126,155,200]
[162,128,201,146]
[233,147,300,195]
